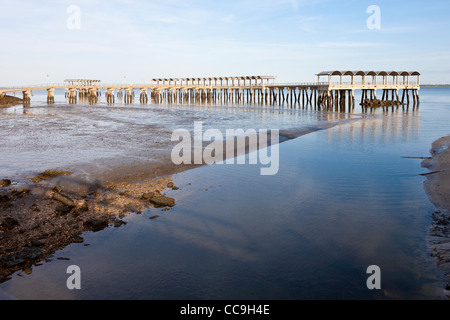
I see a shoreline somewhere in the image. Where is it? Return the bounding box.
[422,135,450,294]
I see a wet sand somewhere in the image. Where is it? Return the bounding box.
[422,135,450,291]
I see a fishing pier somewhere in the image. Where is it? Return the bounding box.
[0,71,421,109]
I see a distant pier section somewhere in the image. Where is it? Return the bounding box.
[0,71,421,108]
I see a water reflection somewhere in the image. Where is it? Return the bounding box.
[327,106,421,146]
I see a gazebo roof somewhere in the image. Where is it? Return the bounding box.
[317,71,420,76]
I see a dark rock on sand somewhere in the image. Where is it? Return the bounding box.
[72,236,84,243]
[1,217,20,230]
[113,220,127,228]
[84,218,109,232]
[55,205,73,215]
[29,239,46,247]
[0,179,11,187]
[125,204,139,213]
[11,188,30,198]
[150,195,175,208]
[141,192,155,201]
[0,248,43,268]
[0,195,12,207]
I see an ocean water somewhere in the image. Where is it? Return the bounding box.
[0,87,449,299]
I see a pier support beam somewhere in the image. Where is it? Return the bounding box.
[47,88,55,104]
[68,88,77,104]
[140,88,148,104]
[22,90,31,105]
[106,88,115,104]
[88,88,98,104]
[124,88,134,104]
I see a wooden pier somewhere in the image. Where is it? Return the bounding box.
[0,71,420,109]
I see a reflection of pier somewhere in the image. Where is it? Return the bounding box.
[326,106,420,146]
[0,71,420,109]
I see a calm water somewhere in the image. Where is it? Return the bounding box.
[1,87,449,299]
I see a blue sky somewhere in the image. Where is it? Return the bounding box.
[1,0,449,85]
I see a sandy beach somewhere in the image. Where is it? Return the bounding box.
[422,135,450,289]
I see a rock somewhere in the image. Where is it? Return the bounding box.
[113,219,127,228]
[149,215,160,220]
[72,236,84,243]
[24,268,33,275]
[0,179,11,187]
[52,186,62,193]
[140,192,155,201]
[125,205,139,213]
[11,188,30,197]
[0,248,43,267]
[29,239,45,247]
[172,186,179,190]
[51,192,76,208]
[150,195,175,208]
[167,182,174,188]
[0,194,12,207]
[1,217,20,230]
[84,218,109,232]
[55,205,72,215]
[75,200,88,212]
